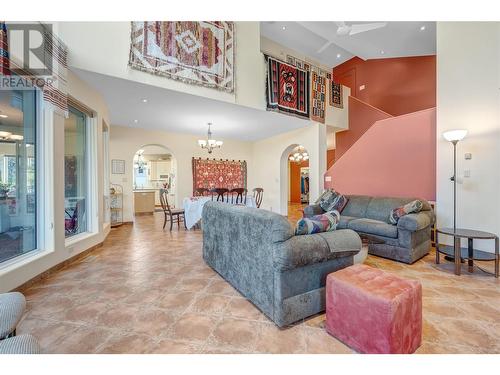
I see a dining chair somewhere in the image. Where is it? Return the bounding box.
[252,188,264,208]
[194,188,209,196]
[160,189,186,231]
[230,188,247,205]
[210,188,229,202]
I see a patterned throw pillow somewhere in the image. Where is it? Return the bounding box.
[295,210,340,235]
[317,189,338,212]
[389,200,423,225]
[329,193,348,213]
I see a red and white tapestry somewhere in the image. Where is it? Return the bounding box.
[129,21,234,93]
[266,55,309,119]
[310,70,327,123]
[192,158,247,193]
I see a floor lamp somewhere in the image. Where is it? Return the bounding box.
[443,129,468,232]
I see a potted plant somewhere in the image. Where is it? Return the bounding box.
[0,182,10,199]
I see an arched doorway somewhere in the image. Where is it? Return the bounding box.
[132,144,177,216]
[279,144,310,217]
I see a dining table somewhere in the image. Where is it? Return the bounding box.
[183,195,257,230]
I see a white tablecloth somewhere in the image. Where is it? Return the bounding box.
[183,196,256,229]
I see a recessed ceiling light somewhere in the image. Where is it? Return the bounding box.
[282,26,286,30]
[420,25,426,31]
[336,53,341,59]
[134,119,138,124]
[381,50,385,55]
[141,98,148,103]
[0,114,8,118]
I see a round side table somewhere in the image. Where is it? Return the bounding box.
[436,228,499,277]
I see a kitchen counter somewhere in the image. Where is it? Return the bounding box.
[134,190,156,215]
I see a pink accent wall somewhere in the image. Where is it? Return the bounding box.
[325,108,436,201]
[336,97,393,160]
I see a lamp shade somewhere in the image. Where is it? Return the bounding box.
[443,129,467,142]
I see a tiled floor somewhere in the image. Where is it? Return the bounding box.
[16,206,500,354]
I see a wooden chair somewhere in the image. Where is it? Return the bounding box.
[159,189,186,231]
[230,188,247,205]
[210,188,229,202]
[252,188,263,208]
[194,188,209,196]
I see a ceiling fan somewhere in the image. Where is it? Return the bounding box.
[316,21,387,53]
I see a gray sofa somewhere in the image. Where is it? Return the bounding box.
[304,195,435,264]
[202,202,361,327]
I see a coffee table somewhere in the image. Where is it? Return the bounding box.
[436,228,499,277]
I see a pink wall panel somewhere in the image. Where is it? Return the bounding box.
[335,97,393,160]
[325,108,436,201]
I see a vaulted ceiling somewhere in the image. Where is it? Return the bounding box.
[260,21,436,67]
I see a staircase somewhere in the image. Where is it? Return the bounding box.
[325,107,436,200]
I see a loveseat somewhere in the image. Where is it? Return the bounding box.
[202,202,361,327]
[304,195,435,264]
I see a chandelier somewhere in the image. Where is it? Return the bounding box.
[134,149,146,170]
[198,122,223,154]
[289,146,309,163]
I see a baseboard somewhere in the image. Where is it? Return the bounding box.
[12,241,105,293]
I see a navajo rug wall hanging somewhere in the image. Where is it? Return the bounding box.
[330,81,343,109]
[192,158,247,193]
[129,21,235,93]
[266,55,310,119]
[310,70,327,124]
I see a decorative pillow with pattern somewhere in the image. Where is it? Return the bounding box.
[389,200,423,224]
[295,210,340,235]
[329,193,349,213]
[317,189,338,212]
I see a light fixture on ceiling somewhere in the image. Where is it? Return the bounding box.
[133,119,139,124]
[420,25,426,31]
[198,122,223,154]
[134,149,146,169]
[289,146,309,163]
[141,99,148,103]
[282,26,286,30]
[381,50,385,55]
[336,53,341,59]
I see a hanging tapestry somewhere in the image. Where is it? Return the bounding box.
[0,22,10,76]
[266,55,309,119]
[310,71,327,123]
[330,81,343,108]
[286,55,332,80]
[129,21,234,93]
[192,158,247,193]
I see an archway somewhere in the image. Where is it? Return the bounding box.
[279,144,310,217]
[132,144,178,217]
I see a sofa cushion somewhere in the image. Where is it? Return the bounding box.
[317,189,338,212]
[389,200,423,225]
[342,195,372,218]
[337,215,357,230]
[348,218,398,239]
[295,210,340,235]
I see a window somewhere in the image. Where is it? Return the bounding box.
[64,107,88,238]
[0,87,37,264]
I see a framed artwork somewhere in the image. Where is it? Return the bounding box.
[112,159,125,174]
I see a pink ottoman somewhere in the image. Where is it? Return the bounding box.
[325,264,422,354]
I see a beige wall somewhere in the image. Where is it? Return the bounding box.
[437,22,500,252]
[58,22,266,111]
[0,70,111,292]
[109,125,254,222]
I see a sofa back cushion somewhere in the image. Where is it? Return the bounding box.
[342,195,372,218]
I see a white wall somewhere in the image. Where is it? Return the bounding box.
[57,22,266,111]
[0,70,111,292]
[328,85,350,132]
[437,22,500,252]
[251,123,327,215]
[109,125,254,222]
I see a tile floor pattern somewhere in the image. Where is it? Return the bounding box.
[16,207,500,354]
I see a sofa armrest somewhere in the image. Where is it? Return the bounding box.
[303,204,324,218]
[397,211,434,232]
[273,229,361,271]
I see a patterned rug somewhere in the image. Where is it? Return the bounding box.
[129,21,234,93]
[330,81,343,108]
[310,70,327,123]
[266,55,309,119]
[192,158,247,193]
